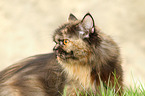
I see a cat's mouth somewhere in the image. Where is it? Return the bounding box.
[54,48,78,60]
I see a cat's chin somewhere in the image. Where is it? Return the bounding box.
[57,56,70,64]
[56,54,78,61]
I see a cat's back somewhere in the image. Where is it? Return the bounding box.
[0,53,65,96]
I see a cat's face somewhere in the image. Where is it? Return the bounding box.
[53,13,100,64]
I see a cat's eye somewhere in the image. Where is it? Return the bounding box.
[63,39,69,45]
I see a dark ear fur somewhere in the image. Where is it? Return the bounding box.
[68,13,78,21]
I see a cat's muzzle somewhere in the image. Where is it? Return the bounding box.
[53,46,77,60]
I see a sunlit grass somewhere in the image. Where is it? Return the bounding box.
[62,83,145,96]
[62,74,145,96]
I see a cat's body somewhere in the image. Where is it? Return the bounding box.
[0,53,65,96]
[0,13,123,96]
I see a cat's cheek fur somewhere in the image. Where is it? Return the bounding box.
[65,39,90,57]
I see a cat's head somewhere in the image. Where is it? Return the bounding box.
[53,13,101,64]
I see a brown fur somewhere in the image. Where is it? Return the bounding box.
[0,13,123,96]
[53,13,123,95]
[0,53,65,96]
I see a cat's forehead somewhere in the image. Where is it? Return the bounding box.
[54,21,80,40]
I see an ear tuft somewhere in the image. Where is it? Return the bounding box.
[81,13,95,30]
[68,13,78,21]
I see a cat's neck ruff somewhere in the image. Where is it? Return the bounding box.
[57,56,93,89]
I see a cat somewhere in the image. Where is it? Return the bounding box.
[53,13,123,95]
[0,53,65,96]
[0,13,123,96]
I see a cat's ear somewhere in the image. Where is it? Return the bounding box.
[68,13,78,21]
[81,13,95,33]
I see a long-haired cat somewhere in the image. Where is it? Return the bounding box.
[53,13,123,95]
[0,13,123,96]
[0,54,65,96]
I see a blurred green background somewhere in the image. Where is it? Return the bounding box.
[0,0,145,88]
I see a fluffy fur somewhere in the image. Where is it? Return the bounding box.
[0,13,123,96]
[0,54,65,96]
[53,13,123,95]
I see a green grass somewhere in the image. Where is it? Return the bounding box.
[62,74,145,96]
[123,85,145,96]
[62,83,145,96]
